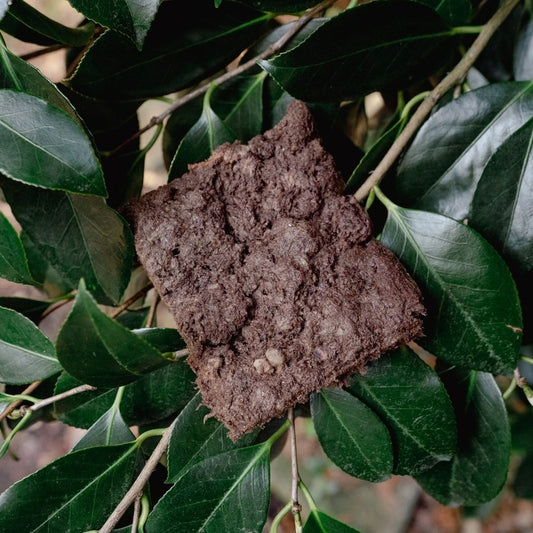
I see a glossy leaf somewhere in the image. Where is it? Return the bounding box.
[69,1,271,100]
[133,327,186,354]
[514,18,533,81]
[310,388,393,482]
[168,86,237,179]
[0,42,81,123]
[146,445,270,533]
[417,0,472,26]
[0,305,60,384]
[68,0,160,49]
[0,211,34,284]
[303,510,361,533]
[348,349,456,475]
[379,200,522,375]
[73,394,135,451]
[395,81,533,221]
[470,117,533,271]
[0,0,94,47]
[56,281,168,387]
[1,179,133,304]
[55,359,196,429]
[0,296,51,323]
[415,369,511,506]
[0,442,141,532]
[167,392,256,482]
[0,90,105,195]
[260,0,452,102]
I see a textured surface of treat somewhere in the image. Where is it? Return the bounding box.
[125,101,425,440]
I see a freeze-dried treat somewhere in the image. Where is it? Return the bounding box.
[125,101,425,440]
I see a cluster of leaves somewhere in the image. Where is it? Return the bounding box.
[0,0,531,531]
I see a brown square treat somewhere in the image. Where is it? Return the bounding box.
[125,101,425,440]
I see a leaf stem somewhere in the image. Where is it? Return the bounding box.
[0,380,42,423]
[269,501,293,533]
[521,356,533,365]
[107,0,336,157]
[354,0,522,201]
[450,25,484,35]
[299,478,318,511]
[0,410,32,459]
[99,418,177,533]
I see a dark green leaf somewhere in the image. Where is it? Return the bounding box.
[415,369,511,506]
[133,327,186,354]
[379,200,522,375]
[69,2,271,100]
[395,81,533,221]
[303,510,361,533]
[231,0,318,12]
[146,445,270,533]
[0,90,105,195]
[56,281,168,387]
[73,394,135,450]
[55,359,196,429]
[0,296,51,323]
[470,117,533,271]
[0,211,34,284]
[0,442,141,532]
[416,0,472,26]
[514,18,533,81]
[1,179,133,304]
[167,392,257,482]
[168,86,237,179]
[0,305,60,384]
[0,42,81,123]
[260,0,452,102]
[347,349,456,475]
[0,0,94,46]
[310,388,393,482]
[68,0,160,49]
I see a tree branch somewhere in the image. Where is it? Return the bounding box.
[99,418,177,533]
[22,384,96,413]
[354,0,522,202]
[288,407,303,533]
[108,0,336,157]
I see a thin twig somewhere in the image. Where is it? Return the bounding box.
[145,292,160,327]
[288,407,303,533]
[0,380,42,423]
[99,418,177,533]
[108,0,336,157]
[109,283,153,319]
[19,44,67,61]
[21,383,96,414]
[354,0,522,202]
[131,494,142,533]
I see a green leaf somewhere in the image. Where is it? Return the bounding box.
[133,327,186,354]
[0,442,141,532]
[69,1,271,100]
[514,18,533,81]
[0,90,105,195]
[303,510,361,533]
[0,305,60,384]
[260,0,452,102]
[231,0,318,12]
[470,117,533,271]
[347,349,456,475]
[167,392,257,482]
[0,0,95,47]
[0,41,82,123]
[146,445,270,533]
[68,0,160,50]
[310,388,393,482]
[395,81,533,222]
[0,296,51,323]
[73,391,135,450]
[1,179,133,304]
[415,368,511,506]
[56,281,168,387]
[168,85,237,179]
[0,211,34,284]
[378,198,523,375]
[416,0,472,26]
[55,359,196,429]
